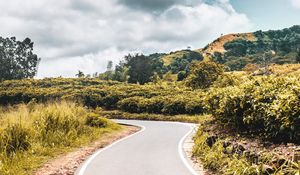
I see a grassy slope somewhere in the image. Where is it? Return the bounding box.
[201,33,256,55]
[192,116,300,175]
[161,32,256,65]
[161,50,192,66]
[0,101,122,175]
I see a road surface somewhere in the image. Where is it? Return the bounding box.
[76,120,198,175]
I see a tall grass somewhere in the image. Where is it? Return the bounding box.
[193,124,300,175]
[0,101,120,175]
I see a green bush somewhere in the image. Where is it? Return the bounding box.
[117,97,145,113]
[0,76,299,143]
[85,113,109,128]
[162,97,187,115]
[185,60,224,89]
[206,76,300,143]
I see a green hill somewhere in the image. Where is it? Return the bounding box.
[202,25,300,70]
[156,25,300,73]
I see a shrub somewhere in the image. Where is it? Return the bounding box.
[206,76,300,143]
[85,113,109,128]
[117,97,145,113]
[212,73,241,88]
[162,97,187,115]
[185,99,205,114]
[144,97,165,114]
[186,61,224,89]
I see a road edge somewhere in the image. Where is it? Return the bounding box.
[76,123,146,175]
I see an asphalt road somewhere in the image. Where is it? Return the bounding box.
[76,120,198,175]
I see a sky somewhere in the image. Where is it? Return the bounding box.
[0,0,299,77]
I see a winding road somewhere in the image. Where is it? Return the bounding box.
[75,120,198,175]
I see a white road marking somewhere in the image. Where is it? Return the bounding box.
[77,123,146,175]
[77,121,199,175]
[178,123,199,175]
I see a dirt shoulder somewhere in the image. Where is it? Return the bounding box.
[183,125,213,175]
[34,125,140,175]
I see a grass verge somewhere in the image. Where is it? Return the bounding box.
[0,101,121,175]
[99,109,208,123]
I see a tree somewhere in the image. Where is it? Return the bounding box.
[150,72,161,84]
[212,52,225,64]
[102,60,113,80]
[112,61,128,82]
[76,70,85,78]
[296,50,300,63]
[106,61,113,72]
[185,61,224,89]
[125,54,154,85]
[177,71,187,81]
[0,37,40,81]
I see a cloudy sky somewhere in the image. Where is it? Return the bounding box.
[0,0,299,77]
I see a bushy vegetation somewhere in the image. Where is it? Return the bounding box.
[0,71,299,144]
[206,75,300,143]
[193,122,300,175]
[211,25,300,70]
[96,50,203,83]
[185,61,224,89]
[1,25,299,175]
[0,101,120,175]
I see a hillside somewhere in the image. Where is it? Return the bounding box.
[201,25,300,70]
[156,25,299,74]
[200,32,256,58]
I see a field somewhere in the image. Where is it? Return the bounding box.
[0,64,299,174]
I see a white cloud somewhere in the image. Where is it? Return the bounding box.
[291,0,300,9]
[37,47,134,78]
[0,0,253,77]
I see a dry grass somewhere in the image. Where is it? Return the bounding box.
[202,33,256,58]
[34,125,139,175]
[269,63,300,75]
[0,101,121,175]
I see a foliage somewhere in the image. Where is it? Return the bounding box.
[76,70,85,78]
[124,54,156,84]
[0,37,40,81]
[177,71,187,81]
[212,25,300,70]
[297,50,300,63]
[206,76,300,143]
[0,124,31,155]
[185,61,224,89]
[193,123,300,175]
[85,113,109,128]
[212,73,241,88]
[0,74,299,143]
[101,110,211,124]
[166,50,203,74]
[0,101,120,175]
[102,50,203,83]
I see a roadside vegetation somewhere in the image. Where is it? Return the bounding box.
[0,101,121,175]
[0,25,300,174]
[193,116,300,175]
[1,67,299,143]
